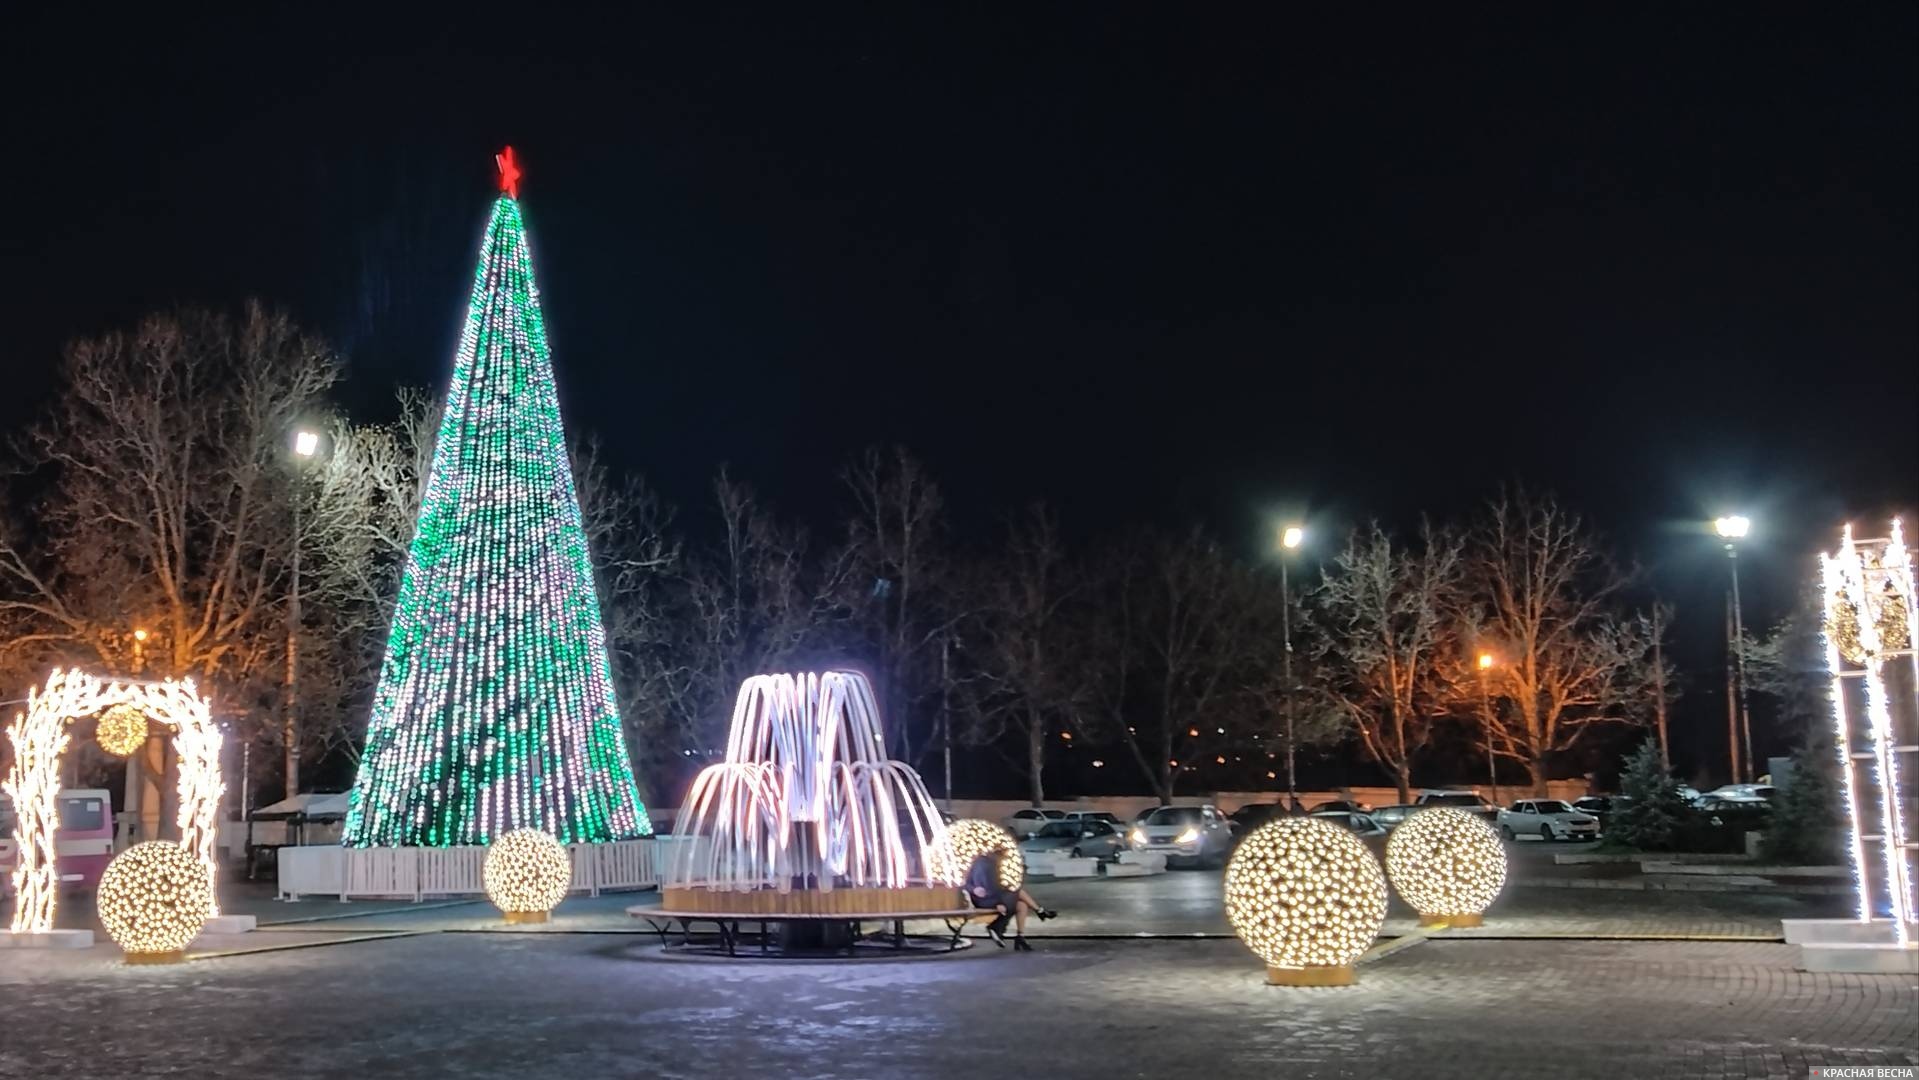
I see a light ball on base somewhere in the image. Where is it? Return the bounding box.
[97,841,213,962]
[1384,807,1507,926]
[483,828,571,921]
[95,704,149,757]
[934,819,1024,890]
[1223,817,1387,986]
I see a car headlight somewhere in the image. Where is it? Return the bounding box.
[1175,827,1199,844]
[1130,828,1146,844]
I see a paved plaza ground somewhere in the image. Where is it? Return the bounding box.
[3,847,1914,1078]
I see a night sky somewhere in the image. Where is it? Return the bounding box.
[7,7,1914,780]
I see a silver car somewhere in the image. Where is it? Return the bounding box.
[1020,819,1127,862]
[1128,805,1233,868]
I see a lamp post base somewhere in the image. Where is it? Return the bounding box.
[1266,964,1356,987]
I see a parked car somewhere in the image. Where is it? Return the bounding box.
[1308,799,1372,815]
[1309,810,1389,855]
[1368,804,1418,830]
[1020,819,1127,862]
[1415,790,1498,822]
[1496,799,1600,841]
[1063,810,1126,830]
[1570,795,1628,830]
[1676,785,1704,805]
[1005,807,1068,838]
[1228,801,1291,838]
[1129,805,1234,868]
[1702,784,1776,804]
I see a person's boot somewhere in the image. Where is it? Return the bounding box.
[1013,936,1034,952]
[1036,908,1059,921]
[986,913,1010,946]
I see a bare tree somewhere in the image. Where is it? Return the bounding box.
[0,304,337,713]
[611,470,854,803]
[1081,529,1265,804]
[1305,521,1463,805]
[962,504,1080,806]
[840,446,954,762]
[284,392,438,785]
[1462,493,1657,795]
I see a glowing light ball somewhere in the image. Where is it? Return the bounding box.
[95,704,148,757]
[1384,807,1506,926]
[483,828,571,922]
[935,819,1024,890]
[1224,818,1387,985]
[97,841,213,962]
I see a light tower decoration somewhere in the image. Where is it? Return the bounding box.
[1819,520,1917,943]
[343,148,650,847]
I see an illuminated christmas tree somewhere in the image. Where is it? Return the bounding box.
[344,148,651,847]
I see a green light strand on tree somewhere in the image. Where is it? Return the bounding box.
[344,164,650,847]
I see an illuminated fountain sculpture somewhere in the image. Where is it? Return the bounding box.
[664,671,957,916]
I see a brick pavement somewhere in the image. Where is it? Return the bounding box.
[0,932,1912,1079]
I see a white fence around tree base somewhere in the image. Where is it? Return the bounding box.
[277,838,661,901]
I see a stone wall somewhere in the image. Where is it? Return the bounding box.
[946,780,1593,824]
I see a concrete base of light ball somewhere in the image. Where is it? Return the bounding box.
[503,910,550,925]
[124,950,186,965]
[0,929,95,949]
[1267,964,1356,987]
[1418,913,1484,928]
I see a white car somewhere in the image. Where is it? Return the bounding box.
[1701,784,1775,805]
[1004,807,1068,838]
[1128,805,1233,868]
[1496,799,1600,842]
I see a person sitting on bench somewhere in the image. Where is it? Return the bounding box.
[964,850,1055,951]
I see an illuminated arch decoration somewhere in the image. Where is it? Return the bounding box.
[1820,520,1918,943]
[664,671,955,915]
[3,669,224,934]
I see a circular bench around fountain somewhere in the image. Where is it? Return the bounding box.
[643,671,986,958]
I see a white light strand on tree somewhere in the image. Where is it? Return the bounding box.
[3,669,224,934]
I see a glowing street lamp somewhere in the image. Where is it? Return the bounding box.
[1715,514,1754,782]
[1276,524,1306,806]
[283,428,324,800]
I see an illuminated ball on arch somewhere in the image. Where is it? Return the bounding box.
[1224,817,1387,971]
[1384,807,1507,919]
[95,704,149,757]
[936,819,1023,890]
[483,828,571,917]
[97,841,213,958]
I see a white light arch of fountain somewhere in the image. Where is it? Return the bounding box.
[665,671,955,910]
[3,668,224,934]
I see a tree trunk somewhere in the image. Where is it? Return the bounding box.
[1394,762,1411,806]
[1027,718,1045,807]
[1528,749,1551,797]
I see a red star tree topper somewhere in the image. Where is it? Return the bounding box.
[496,146,522,199]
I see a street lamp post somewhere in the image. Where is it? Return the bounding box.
[285,429,320,801]
[1714,515,1754,784]
[1477,652,1500,805]
[1278,525,1304,807]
